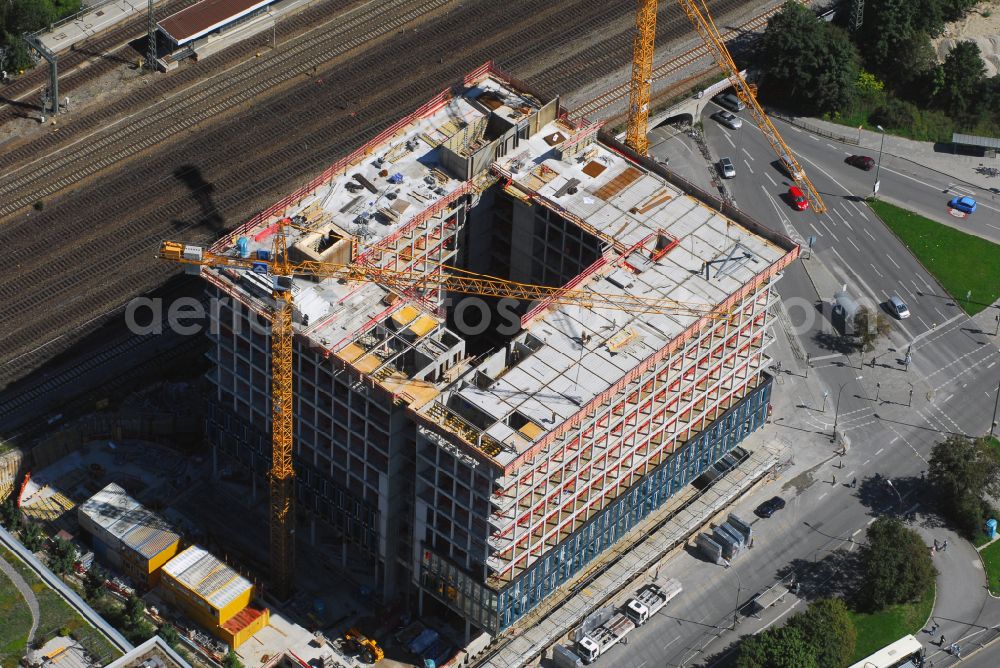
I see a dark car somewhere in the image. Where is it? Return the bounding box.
[845,155,875,171]
[754,496,786,518]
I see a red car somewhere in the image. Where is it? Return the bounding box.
[846,154,876,171]
[788,185,810,211]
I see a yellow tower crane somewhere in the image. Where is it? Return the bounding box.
[624,0,827,213]
[159,224,730,595]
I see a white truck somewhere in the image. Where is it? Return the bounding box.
[576,579,683,663]
[625,579,683,625]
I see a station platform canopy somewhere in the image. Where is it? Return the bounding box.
[157,0,274,46]
[952,132,1000,151]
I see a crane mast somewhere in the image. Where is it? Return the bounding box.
[625,0,658,154]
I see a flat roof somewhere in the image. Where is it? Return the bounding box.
[105,637,191,668]
[195,65,796,472]
[79,483,179,559]
[952,132,1000,150]
[162,546,252,611]
[158,0,274,45]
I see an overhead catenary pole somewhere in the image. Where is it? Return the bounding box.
[25,35,58,115]
[147,0,157,71]
[872,124,886,198]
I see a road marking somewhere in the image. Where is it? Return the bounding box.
[826,143,837,149]
[867,517,877,525]
[742,147,754,161]
[818,492,828,501]
[663,638,679,650]
[637,662,647,668]
[917,315,930,330]
[743,159,754,174]
[863,227,876,241]
[848,237,861,252]
[724,132,736,148]
[875,448,884,455]
[886,254,901,269]
[819,219,840,241]
[890,436,899,444]
[809,135,819,141]
[870,263,884,278]
[988,361,997,369]
[845,470,855,478]
[833,206,854,230]
[863,459,870,465]
[852,529,861,537]
[946,393,954,402]
[764,172,777,186]
[791,126,802,133]
[810,223,824,238]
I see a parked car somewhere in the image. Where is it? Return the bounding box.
[887,295,910,319]
[787,185,809,211]
[714,92,745,112]
[719,157,736,179]
[948,195,977,214]
[845,155,875,170]
[754,496,786,518]
[712,110,742,129]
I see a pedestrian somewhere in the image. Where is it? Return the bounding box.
[933,539,939,550]
[942,540,949,551]
[832,474,837,485]
[852,477,857,488]
[930,621,938,633]
[939,634,946,646]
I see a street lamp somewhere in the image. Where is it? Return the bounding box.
[832,376,864,441]
[885,478,903,509]
[990,374,999,439]
[731,566,743,631]
[872,125,886,199]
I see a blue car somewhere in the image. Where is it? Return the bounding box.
[949,196,977,214]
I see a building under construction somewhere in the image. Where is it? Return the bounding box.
[197,62,797,637]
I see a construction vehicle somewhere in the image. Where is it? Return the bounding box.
[624,579,683,625]
[624,0,826,213]
[577,610,636,664]
[345,628,384,664]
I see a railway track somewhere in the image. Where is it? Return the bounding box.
[0,0,771,392]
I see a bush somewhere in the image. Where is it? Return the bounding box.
[871,98,918,129]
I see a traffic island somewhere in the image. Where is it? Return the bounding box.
[868,199,1000,316]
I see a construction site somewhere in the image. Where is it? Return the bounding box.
[156,49,797,650]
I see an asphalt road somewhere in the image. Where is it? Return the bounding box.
[590,107,1000,668]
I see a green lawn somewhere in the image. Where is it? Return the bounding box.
[0,559,33,668]
[0,547,119,663]
[847,586,935,662]
[868,200,1000,316]
[980,539,1000,596]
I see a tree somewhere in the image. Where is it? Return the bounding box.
[124,594,145,628]
[788,598,857,668]
[853,306,891,352]
[46,537,76,574]
[760,2,860,114]
[20,520,43,552]
[0,497,18,529]
[737,625,818,668]
[222,651,244,668]
[158,623,181,650]
[929,435,1000,536]
[860,517,936,610]
[934,41,987,121]
[83,565,107,600]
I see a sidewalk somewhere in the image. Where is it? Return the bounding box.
[773,113,1000,193]
[914,525,992,666]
